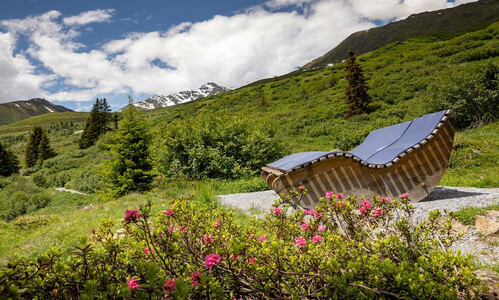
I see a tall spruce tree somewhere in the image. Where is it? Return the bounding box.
[25,126,56,168]
[79,98,112,149]
[0,143,20,176]
[345,48,371,118]
[104,97,153,197]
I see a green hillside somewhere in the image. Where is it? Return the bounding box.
[304,0,499,68]
[0,112,89,136]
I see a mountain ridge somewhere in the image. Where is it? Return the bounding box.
[304,0,499,69]
[0,98,73,126]
[121,82,229,111]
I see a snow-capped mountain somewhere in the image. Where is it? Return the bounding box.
[125,83,229,111]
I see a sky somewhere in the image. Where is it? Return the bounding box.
[0,0,476,111]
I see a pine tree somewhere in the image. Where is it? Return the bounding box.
[79,98,112,149]
[0,143,20,176]
[37,134,57,167]
[25,126,43,168]
[104,97,153,197]
[345,48,371,118]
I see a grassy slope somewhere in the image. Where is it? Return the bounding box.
[0,112,89,136]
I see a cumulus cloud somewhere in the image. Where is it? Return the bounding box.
[63,9,114,26]
[0,1,475,106]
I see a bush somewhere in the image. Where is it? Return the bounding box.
[0,178,51,221]
[0,191,480,298]
[153,114,285,179]
[426,62,499,129]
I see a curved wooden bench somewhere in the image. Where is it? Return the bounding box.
[261,110,456,208]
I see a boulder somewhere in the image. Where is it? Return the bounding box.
[475,215,499,236]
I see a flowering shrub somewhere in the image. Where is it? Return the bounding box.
[0,191,480,299]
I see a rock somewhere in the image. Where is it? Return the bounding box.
[475,215,499,236]
[485,210,499,218]
[82,204,93,211]
[474,268,499,299]
[450,219,470,235]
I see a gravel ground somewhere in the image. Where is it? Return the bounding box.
[219,186,499,218]
[218,186,499,265]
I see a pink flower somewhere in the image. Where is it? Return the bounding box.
[258,235,267,242]
[144,247,154,255]
[164,209,174,216]
[298,186,306,190]
[372,208,383,217]
[359,206,367,215]
[247,257,255,264]
[360,200,372,209]
[400,193,409,199]
[336,201,345,208]
[336,193,344,199]
[312,235,323,244]
[164,278,177,293]
[124,209,141,223]
[380,197,390,202]
[179,226,186,232]
[203,234,213,244]
[213,219,221,228]
[232,254,239,261]
[295,237,307,247]
[168,226,173,233]
[127,277,140,290]
[317,225,326,232]
[273,207,282,215]
[204,253,221,270]
[312,210,323,219]
[190,271,202,287]
[325,191,334,199]
[301,222,310,230]
[303,209,311,215]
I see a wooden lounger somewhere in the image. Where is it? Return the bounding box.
[261,110,456,208]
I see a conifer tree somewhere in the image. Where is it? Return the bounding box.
[79,98,112,149]
[104,97,152,197]
[25,126,55,168]
[0,143,20,176]
[345,48,371,118]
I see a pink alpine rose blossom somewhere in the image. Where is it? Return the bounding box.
[258,235,267,242]
[273,207,282,215]
[163,209,174,216]
[143,247,154,255]
[301,222,310,230]
[179,226,186,232]
[247,257,255,264]
[400,193,409,199]
[127,277,140,290]
[372,208,383,217]
[124,209,141,223]
[168,226,173,233]
[336,193,344,199]
[317,225,326,232]
[380,197,390,202]
[232,254,239,261]
[360,200,372,209]
[312,235,323,244]
[190,271,202,287]
[359,206,367,215]
[336,201,345,208]
[164,278,177,293]
[213,219,221,228]
[325,191,334,199]
[204,254,222,269]
[203,234,214,244]
[295,237,307,247]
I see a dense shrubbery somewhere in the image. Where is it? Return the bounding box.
[153,114,285,179]
[0,177,51,221]
[0,191,480,298]
[426,62,498,129]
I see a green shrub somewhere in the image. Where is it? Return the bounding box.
[0,178,51,221]
[0,191,480,298]
[153,114,285,179]
[426,62,499,129]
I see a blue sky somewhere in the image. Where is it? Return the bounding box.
[0,0,473,111]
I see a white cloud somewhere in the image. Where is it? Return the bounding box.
[63,9,114,26]
[0,1,473,106]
